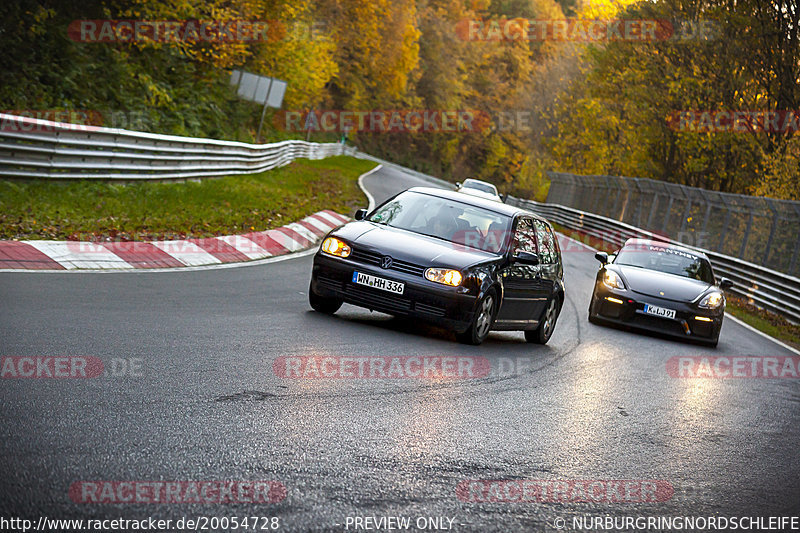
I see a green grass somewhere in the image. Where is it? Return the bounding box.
[0,156,376,241]
[725,296,800,350]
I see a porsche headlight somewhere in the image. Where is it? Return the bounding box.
[603,270,626,290]
[425,268,463,287]
[698,291,723,309]
[321,237,351,258]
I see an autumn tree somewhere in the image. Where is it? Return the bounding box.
[318,0,421,109]
[546,0,800,196]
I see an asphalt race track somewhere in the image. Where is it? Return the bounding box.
[1,164,799,531]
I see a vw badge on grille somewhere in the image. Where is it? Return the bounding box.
[381,256,393,269]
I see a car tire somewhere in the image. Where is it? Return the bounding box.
[588,295,600,324]
[308,282,343,314]
[526,296,560,344]
[456,291,497,345]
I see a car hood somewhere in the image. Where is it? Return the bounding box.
[613,265,711,302]
[333,221,499,269]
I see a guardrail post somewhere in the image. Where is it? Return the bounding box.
[661,195,674,233]
[717,196,731,253]
[701,203,712,234]
[763,206,779,267]
[679,198,693,233]
[632,179,644,228]
[738,212,754,259]
[610,176,623,219]
[581,175,591,213]
[647,193,659,230]
[790,229,800,277]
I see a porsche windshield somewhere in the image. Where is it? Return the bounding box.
[368,191,511,253]
[615,245,715,284]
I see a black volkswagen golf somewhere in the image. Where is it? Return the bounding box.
[589,238,733,347]
[309,187,565,345]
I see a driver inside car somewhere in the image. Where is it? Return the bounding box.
[428,208,459,240]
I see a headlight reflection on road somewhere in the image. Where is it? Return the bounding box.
[550,344,620,455]
[568,344,617,406]
[676,379,722,422]
[263,348,365,454]
[389,388,458,461]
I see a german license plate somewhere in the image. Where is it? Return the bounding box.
[644,303,675,319]
[352,271,405,295]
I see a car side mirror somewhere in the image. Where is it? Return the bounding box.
[595,251,609,265]
[455,182,462,188]
[354,208,368,221]
[719,277,733,290]
[515,251,540,266]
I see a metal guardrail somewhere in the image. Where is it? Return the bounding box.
[546,171,800,277]
[507,196,800,323]
[0,113,344,180]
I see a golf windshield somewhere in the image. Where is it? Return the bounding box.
[615,245,715,284]
[368,191,511,253]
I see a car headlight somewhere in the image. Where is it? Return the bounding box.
[321,237,351,258]
[603,270,625,290]
[698,291,723,309]
[425,268,463,287]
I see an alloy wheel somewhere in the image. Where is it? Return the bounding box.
[542,298,557,338]
[475,295,494,339]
